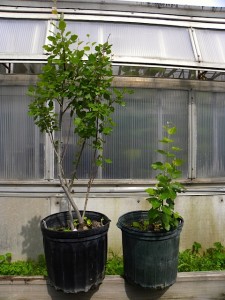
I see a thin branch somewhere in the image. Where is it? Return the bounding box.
[69,139,86,187]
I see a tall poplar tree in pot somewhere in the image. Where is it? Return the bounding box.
[28,16,125,293]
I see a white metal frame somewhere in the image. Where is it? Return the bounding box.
[0,8,225,71]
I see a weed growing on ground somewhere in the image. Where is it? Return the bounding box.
[0,253,47,276]
[178,241,225,272]
[105,251,123,275]
[1,242,225,276]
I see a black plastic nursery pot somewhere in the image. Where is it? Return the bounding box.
[117,210,183,290]
[41,210,110,293]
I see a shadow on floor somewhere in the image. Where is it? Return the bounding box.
[124,281,169,300]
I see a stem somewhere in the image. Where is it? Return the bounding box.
[59,174,82,224]
[83,177,95,220]
[54,31,83,227]
[82,119,100,219]
[61,113,73,162]
[68,202,75,230]
[70,139,86,186]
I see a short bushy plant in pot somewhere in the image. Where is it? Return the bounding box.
[28,16,125,293]
[117,124,185,289]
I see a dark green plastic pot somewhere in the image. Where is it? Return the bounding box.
[41,211,110,293]
[117,210,183,290]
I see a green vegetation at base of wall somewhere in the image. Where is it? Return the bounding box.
[1,242,225,276]
[0,253,47,276]
[178,241,225,272]
[106,252,123,276]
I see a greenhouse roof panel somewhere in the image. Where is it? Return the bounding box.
[0,10,225,71]
[0,19,48,56]
[195,29,225,64]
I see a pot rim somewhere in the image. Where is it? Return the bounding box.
[41,210,111,239]
[117,210,183,240]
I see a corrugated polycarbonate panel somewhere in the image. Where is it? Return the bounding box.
[196,92,225,178]
[103,88,188,179]
[1,17,225,69]
[195,29,225,63]
[0,19,47,55]
[53,87,188,180]
[66,21,195,62]
[0,86,44,180]
[108,23,194,61]
[66,22,100,44]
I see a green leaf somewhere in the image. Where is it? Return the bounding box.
[160,137,173,143]
[58,19,66,32]
[145,188,156,195]
[104,158,112,164]
[164,162,172,170]
[162,205,172,215]
[167,126,176,135]
[173,158,183,166]
[173,212,181,219]
[74,118,82,126]
[162,213,171,231]
[86,218,92,226]
[156,174,169,183]
[96,159,102,167]
[151,162,164,170]
[150,199,161,209]
[132,221,141,229]
[157,149,167,156]
[47,36,55,42]
[148,209,160,221]
[70,34,78,42]
[172,146,182,151]
[102,127,113,135]
[83,46,90,51]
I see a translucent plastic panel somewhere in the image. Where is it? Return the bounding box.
[0,19,47,55]
[196,92,225,178]
[0,86,44,180]
[59,135,95,180]
[56,88,188,180]
[66,21,195,62]
[107,24,194,61]
[195,29,225,63]
[66,22,99,44]
[103,88,188,179]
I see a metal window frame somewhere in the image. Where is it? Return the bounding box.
[188,89,197,179]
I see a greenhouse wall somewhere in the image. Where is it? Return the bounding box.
[1,1,225,260]
[1,194,225,260]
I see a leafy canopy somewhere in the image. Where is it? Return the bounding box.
[28,16,127,227]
